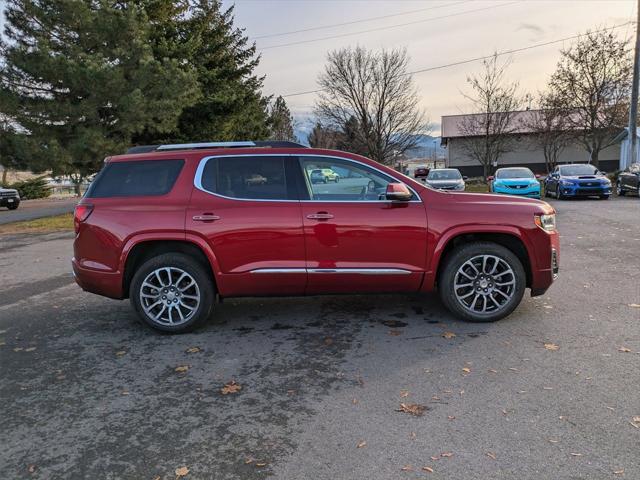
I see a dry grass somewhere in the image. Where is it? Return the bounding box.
[0,213,74,235]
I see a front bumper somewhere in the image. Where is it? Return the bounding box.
[0,197,20,207]
[494,185,540,198]
[559,184,611,197]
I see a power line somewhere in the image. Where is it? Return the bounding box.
[259,2,518,50]
[282,21,637,98]
[253,0,471,39]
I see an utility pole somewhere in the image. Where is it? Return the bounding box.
[627,0,640,167]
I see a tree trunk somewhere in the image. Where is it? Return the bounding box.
[1,168,7,186]
[590,149,600,168]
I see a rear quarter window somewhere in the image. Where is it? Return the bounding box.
[86,159,184,198]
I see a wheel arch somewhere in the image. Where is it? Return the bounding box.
[121,237,219,298]
[432,228,533,289]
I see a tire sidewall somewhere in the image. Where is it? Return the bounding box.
[130,253,214,333]
[439,243,526,323]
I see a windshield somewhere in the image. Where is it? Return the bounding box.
[496,168,534,179]
[560,164,598,176]
[427,169,461,180]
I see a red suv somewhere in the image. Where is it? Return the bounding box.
[73,142,559,333]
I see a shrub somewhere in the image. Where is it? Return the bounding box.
[9,176,51,199]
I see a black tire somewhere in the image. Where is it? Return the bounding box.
[438,242,526,323]
[130,253,214,333]
[599,195,609,200]
[323,178,328,184]
[616,181,625,196]
[334,177,339,183]
[556,186,564,200]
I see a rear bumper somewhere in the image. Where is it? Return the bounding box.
[0,197,20,207]
[72,257,124,299]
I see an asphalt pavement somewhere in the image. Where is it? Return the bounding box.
[0,196,638,480]
[0,197,78,225]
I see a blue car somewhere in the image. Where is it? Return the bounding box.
[544,164,611,200]
[490,167,541,198]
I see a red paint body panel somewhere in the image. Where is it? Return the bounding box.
[73,147,559,301]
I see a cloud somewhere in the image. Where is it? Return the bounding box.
[516,22,544,39]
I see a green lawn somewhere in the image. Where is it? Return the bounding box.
[0,213,74,235]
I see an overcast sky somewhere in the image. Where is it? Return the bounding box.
[1,0,636,135]
[226,0,636,133]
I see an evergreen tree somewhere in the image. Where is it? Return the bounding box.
[268,96,296,142]
[134,0,270,144]
[0,0,198,188]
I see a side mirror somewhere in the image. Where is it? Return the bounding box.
[487,176,494,181]
[463,176,468,181]
[599,171,607,175]
[535,174,542,179]
[385,182,412,201]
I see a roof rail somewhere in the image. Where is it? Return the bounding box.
[125,140,307,154]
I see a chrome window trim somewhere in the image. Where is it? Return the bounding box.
[193,153,422,203]
[249,267,413,275]
[159,141,256,150]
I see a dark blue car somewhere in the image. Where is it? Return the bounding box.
[544,164,611,200]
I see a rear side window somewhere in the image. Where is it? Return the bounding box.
[87,159,184,198]
[200,156,294,200]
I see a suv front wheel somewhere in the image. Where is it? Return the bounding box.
[439,242,526,322]
[130,253,214,333]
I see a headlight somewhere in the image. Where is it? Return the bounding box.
[455,183,465,190]
[559,180,571,186]
[530,181,539,187]
[602,178,611,185]
[535,214,556,232]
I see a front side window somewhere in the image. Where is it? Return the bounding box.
[87,159,184,198]
[200,156,291,200]
[299,156,403,201]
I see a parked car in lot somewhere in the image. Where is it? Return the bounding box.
[310,168,339,183]
[414,166,429,178]
[0,187,20,210]
[424,168,466,191]
[489,167,540,198]
[73,141,559,333]
[544,163,611,199]
[616,162,640,196]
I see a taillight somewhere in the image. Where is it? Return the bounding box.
[74,204,94,233]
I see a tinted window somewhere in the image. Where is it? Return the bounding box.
[427,169,461,180]
[87,159,184,198]
[496,168,535,179]
[559,164,598,176]
[300,156,405,201]
[201,156,291,200]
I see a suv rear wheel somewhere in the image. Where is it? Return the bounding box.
[439,242,525,322]
[130,253,214,333]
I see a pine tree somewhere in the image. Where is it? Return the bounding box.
[268,96,296,142]
[134,0,270,144]
[0,0,199,188]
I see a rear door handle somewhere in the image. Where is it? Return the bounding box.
[193,214,221,222]
[306,212,334,220]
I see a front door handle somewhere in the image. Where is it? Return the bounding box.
[193,214,221,222]
[306,212,334,220]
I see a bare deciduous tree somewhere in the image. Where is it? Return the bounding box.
[458,54,522,180]
[548,29,632,168]
[315,46,429,164]
[525,93,572,173]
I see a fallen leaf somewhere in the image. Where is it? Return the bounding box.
[221,380,242,395]
[410,431,417,439]
[543,387,553,390]
[185,347,201,353]
[175,365,190,373]
[486,452,496,460]
[618,346,631,353]
[352,398,358,405]
[175,466,189,477]
[628,304,640,308]
[548,439,559,443]
[388,330,402,336]
[13,347,23,352]
[115,350,126,356]
[441,452,453,458]
[323,337,333,346]
[400,390,410,398]
[462,367,471,374]
[255,462,267,467]
[488,369,498,373]
[121,390,129,395]
[27,464,36,473]
[508,367,518,372]
[422,466,434,473]
[544,343,559,351]
[614,469,624,475]
[442,331,456,339]
[430,456,439,461]
[245,457,254,464]
[401,465,413,471]
[633,416,640,423]
[570,453,582,457]
[397,402,428,416]
[357,440,367,448]
[447,415,455,420]
[25,347,36,352]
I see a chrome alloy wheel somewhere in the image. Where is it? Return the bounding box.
[453,255,516,314]
[139,267,200,326]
